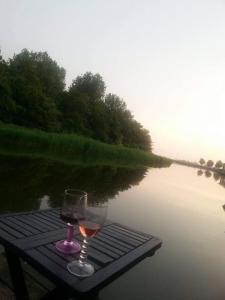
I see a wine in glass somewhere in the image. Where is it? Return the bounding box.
[67,196,108,277]
[55,189,87,254]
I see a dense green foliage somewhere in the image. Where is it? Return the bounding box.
[0,49,151,151]
[0,123,170,168]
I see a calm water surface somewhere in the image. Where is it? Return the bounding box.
[1,156,225,300]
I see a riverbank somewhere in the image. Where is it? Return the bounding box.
[0,124,170,168]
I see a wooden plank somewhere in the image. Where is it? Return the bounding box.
[0,228,15,241]
[37,246,70,269]
[46,209,60,216]
[88,238,124,257]
[29,214,60,230]
[87,247,114,265]
[38,212,66,226]
[42,211,61,221]
[112,223,151,239]
[109,224,149,242]
[37,213,66,227]
[103,226,146,244]
[13,216,43,233]
[21,215,53,232]
[7,217,41,235]
[7,216,35,232]
[96,232,133,252]
[14,228,70,250]
[101,228,142,247]
[2,218,33,237]
[0,222,24,239]
[75,236,120,260]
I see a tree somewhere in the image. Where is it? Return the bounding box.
[104,93,152,150]
[197,170,203,176]
[205,170,212,178]
[31,51,66,99]
[213,173,220,181]
[8,49,63,131]
[0,53,17,122]
[206,160,214,168]
[199,158,205,166]
[58,90,91,135]
[70,72,105,102]
[215,160,223,169]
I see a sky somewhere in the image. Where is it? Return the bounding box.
[1,0,225,162]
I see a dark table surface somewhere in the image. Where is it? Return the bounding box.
[0,209,162,299]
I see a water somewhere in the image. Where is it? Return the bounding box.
[1,155,225,299]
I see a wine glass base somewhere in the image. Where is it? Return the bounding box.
[55,240,81,254]
[67,260,94,277]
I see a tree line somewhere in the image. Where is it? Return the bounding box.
[199,158,225,169]
[0,49,151,151]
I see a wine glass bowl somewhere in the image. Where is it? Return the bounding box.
[67,197,108,277]
[55,189,87,255]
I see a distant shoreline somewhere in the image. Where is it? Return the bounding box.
[173,159,225,176]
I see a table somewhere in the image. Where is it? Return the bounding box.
[0,209,162,300]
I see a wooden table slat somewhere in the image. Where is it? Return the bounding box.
[13,216,43,233]
[7,216,35,234]
[102,226,147,243]
[0,228,15,241]
[21,215,54,232]
[96,232,134,251]
[1,218,33,237]
[14,228,72,250]
[89,237,125,256]
[38,246,73,269]
[8,216,41,235]
[37,212,66,227]
[88,241,120,259]
[0,222,24,239]
[109,224,150,241]
[101,228,142,247]
[42,210,61,221]
[29,214,60,230]
[112,222,151,238]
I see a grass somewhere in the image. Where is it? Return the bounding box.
[0,123,171,168]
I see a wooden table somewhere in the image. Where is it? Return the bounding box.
[0,209,162,300]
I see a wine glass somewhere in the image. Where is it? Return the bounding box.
[67,196,108,277]
[55,189,87,254]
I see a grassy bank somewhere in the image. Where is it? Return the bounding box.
[0,123,170,167]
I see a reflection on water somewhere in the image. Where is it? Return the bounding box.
[197,169,225,213]
[0,155,147,213]
[197,169,225,191]
[102,164,225,300]
[2,156,225,299]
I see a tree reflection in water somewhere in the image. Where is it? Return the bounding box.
[197,169,225,187]
[0,155,148,213]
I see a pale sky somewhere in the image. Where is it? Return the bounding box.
[1,0,225,162]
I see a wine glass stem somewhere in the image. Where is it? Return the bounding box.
[78,238,88,266]
[66,223,73,242]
